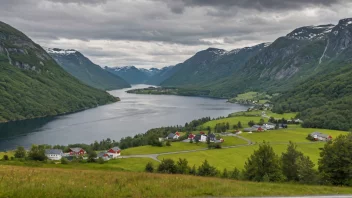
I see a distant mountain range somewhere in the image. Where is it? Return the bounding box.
[47,48,131,90]
[104,65,177,85]
[0,21,117,122]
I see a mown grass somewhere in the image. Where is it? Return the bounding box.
[158,127,348,170]
[123,136,248,155]
[0,158,158,172]
[201,116,268,130]
[2,165,352,198]
[158,143,324,171]
[0,151,14,159]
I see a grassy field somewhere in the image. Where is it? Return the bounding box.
[2,166,352,198]
[0,151,14,159]
[123,136,248,155]
[158,127,348,171]
[0,158,158,172]
[201,116,268,130]
[158,143,324,171]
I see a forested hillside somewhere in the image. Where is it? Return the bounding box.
[273,64,352,131]
[48,48,130,90]
[0,21,117,122]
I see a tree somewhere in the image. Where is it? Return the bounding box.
[189,165,197,175]
[296,155,318,184]
[230,168,241,180]
[281,141,303,181]
[14,146,26,158]
[222,168,229,178]
[259,118,265,125]
[243,142,284,182]
[166,141,171,146]
[2,155,9,161]
[197,160,218,177]
[189,139,193,144]
[226,122,230,130]
[87,152,97,163]
[28,145,46,161]
[248,120,255,127]
[237,121,243,129]
[145,162,154,173]
[176,158,190,174]
[157,159,177,174]
[319,134,352,186]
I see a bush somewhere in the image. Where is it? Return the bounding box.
[28,145,46,161]
[166,141,171,146]
[208,143,222,149]
[145,162,154,173]
[87,152,97,163]
[2,155,9,161]
[97,157,105,164]
[61,157,69,164]
[197,160,218,177]
[157,159,177,174]
[14,146,26,158]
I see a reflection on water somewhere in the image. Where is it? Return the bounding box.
[0,84,248,150]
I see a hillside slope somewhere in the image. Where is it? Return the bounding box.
[145,66,178,85]
[161,44,268,88]
[2,166,352,198]
[0,21,117,122]
[47,48,130,90]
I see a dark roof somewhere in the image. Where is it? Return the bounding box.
[70,147,84,152]
[208,134,216,138]
[167,133,175,139]
[194,134,201,141]
[110,147,121,152]
[97,152,108,158]
[45,149,63,155]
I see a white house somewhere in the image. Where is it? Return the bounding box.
[97,152,110,161]
[107,147,121,158]
[166,132,180,140]
[263,123,275,130]
[45,149,63,160]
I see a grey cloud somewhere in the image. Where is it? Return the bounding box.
[164,0,344,13]
[45,0,108,4]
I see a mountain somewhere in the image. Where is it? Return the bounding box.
[145,66,178,85]
[160,18,352,98]
[47,48,130,90]
[105,66,157,84]
[161,44,268,88]
[272,18,352,131]
[0,21,117,122]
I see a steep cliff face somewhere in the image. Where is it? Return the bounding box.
[47,48,130,90]
[0,21,117,122]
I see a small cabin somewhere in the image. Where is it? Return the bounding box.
[107,147,121,158]
[69,147,86,156]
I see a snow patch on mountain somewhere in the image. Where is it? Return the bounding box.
[46,48,77,55]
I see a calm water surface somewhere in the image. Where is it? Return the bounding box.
[0,85,248,150]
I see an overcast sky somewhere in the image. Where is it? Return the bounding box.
[1,0,352,68]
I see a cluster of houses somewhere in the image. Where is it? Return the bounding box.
[44,147,121,161]
[308,132,332,141]
[243,123,277,133]
[187,132,224,143]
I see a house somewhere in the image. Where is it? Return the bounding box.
[188,133,195,140]
[107,147,121,158]
[166,133,179,140]
[244,127,256,132]
[257,127,265,132]
[158,137,165,142]
[194,134,207,142]
[252,125,261,129]
[97,152,110,161]
[295,119,303,123]
[45,149,63,160]
[208,133,216,142]
[263,123,275,130]
[68,147,86,156]
[200,131,205,135]
[309,132,332,141]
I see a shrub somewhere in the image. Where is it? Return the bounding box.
[197,160,218,177]
[145,162,154,173]
[14,146,26,158]
[61,157,69,164]
[2,155,9,161]
[97,157,105,164]
[166,141,171,146]
[157,159,177,174]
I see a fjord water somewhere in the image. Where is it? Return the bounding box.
[0,85,248,150]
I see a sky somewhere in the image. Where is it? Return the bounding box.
[1,0,352,68]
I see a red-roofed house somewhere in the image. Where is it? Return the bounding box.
[200,131,205,135]
[107,147,121,158]
[68,148,86,156]
[188,134,195,139]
